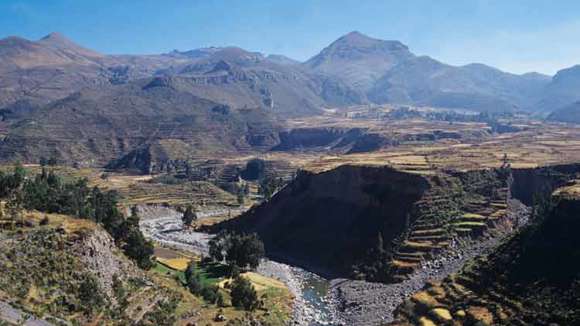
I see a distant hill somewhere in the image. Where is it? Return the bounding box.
[534,65,580,113]
[266,54,300,66]
[0,33,183,108]
[0,32,102,70]
[547,101,580,123]
[304,31,551,112]
[0,30,566,117]
[0,77,281,165]
[156,50,329,117]
[0,34,346,118]
[369,58,550,112]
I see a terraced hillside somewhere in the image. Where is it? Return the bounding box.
[390,183,580,325]
[387,168,517,281]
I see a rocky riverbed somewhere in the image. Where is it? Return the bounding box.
[327,199,531,325]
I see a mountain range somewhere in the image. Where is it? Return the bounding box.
[0,31,580,165]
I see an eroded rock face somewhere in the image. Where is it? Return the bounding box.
[511,163,580,205]
[273,127,366,151]
[272,126,492,155]
[218,165,431,276]
[74,228,140,299]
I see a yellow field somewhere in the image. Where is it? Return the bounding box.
[218,272,287,292]
[156,257,191,271]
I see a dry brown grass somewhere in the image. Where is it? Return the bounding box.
[156,257,191,271]
[217,272,287,292]
[554,180,580,199]
[17,210,97,234]
[267,121,580,174]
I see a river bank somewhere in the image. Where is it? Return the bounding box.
[138,205,338,325]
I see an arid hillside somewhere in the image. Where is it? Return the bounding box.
[390,180,580,325]
[0,212,179,325]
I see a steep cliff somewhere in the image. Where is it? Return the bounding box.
[217,166,431,276]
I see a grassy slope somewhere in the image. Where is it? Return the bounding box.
[149,253,292,326]
[0,211,179,325]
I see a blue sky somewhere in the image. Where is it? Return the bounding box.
[1,0,579,75]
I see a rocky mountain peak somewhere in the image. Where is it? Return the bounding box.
[336,31,393,47]
[310,31,411,63]
[37,31,103,58]
[305,31,414,91]
[39,32,69,42]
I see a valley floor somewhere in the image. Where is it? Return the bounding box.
[139,205,341,325]
[139,198,530,326]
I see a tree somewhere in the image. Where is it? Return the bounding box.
[208,231,229,262]
[230,276,259,311]
[200,285,220,304]
[123,228,154,269]
[47,156,57,166]
[209,232,265,271]
[237,189,245,206]
[187,273,203,295]
[0,168,154,270]
[127,206,140,228]
[12,163,26,187]
[185,261,224,304]
[182,204,197,228]
[184,261,197,284]
[226,233,265,270]
[185,261,204,295]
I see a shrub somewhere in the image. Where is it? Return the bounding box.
[230,276,259,311]
[200,285,220,304]
[78,274,105,314]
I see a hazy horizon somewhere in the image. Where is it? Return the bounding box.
[2,0,580,75]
